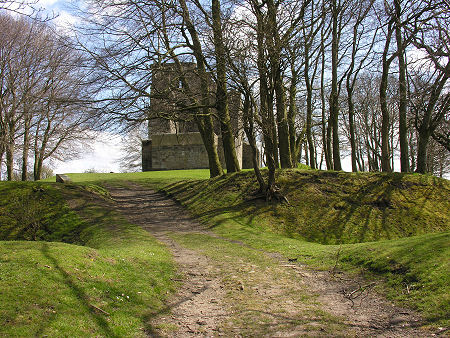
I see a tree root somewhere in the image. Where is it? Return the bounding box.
[246,186,289,204]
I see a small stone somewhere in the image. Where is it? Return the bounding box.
[56,174,71,183]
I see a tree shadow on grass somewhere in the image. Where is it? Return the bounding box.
[173,171,447,245]
[37,242,116,338]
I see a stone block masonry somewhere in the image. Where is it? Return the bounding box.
[142,62,257,171]
[142,140,153,171]
[149,133,214,170]
[142,132,256,171]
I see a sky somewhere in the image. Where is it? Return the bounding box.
[53,132,125,174]
[31,0,129,174]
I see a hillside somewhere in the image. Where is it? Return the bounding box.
[161,169,449,244]
[157,169,449,326]
[0,169,449,333]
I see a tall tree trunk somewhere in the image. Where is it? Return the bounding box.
[6,147,13,180]
[34,155,43,181]
[330,0,342,170]
[266,0,288,169]
[33,152,39,181]
[268,88,279,168]
[288,69,298,165]
[0,142,4,181]
[319,5,332,170]
[212,0,240,173]
[178,0,223,177]
[0,120,4,181]
[243,94,265,192]
[394,0,409,172]
[21,115,31,181]
[253,1,277,196]
[196,115,223,177]
[320,49,332,170]
[416,129,430,174]
[274,67,292,168]
[326,116,333,169]
[347,93,357,172]
[380,24,394,172]
[6,128,14,180]
[304,50,316,169]
[304,140,309,166]
[346,21,361,173]
[414,73,449,173]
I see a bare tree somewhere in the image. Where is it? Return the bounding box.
[211,0,241,172]
[343,0,376,172]
[0,13,97,180]
[407,0,450,173]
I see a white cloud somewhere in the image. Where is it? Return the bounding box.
[38,0,59,9]
[53,132,125,174]
[53,9,79,30]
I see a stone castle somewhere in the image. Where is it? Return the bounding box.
[142,63,254,171]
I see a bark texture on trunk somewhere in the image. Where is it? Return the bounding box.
[274,67,292,168]
[212,0,240,173]
[380,25,394,172]
[178,0,223,177]
[21,115,31,181]
[394,0,409,173]
[330,0,342,170]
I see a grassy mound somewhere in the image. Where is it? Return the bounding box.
[0,182,175,337]
[162,169,449,244]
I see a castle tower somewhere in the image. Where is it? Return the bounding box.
[142,62,252,171]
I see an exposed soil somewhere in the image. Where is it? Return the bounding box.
[106,183,436,337]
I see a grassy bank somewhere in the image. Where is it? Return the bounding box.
[2,168,449,329]
[160,170,448,244]
[0,182,175,337]
[52,169,449,326]
[154,169,449,327]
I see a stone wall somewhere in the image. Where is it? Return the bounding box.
[142,140,152,171]
[148,63,243,139]
[148,62,211,135]
[242,143,255,170]
[148,133,214,170]
[142,62,254,172]
[142,132,256,171]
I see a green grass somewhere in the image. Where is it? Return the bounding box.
[0,181,175,337]
[2,168,449,329]
[341,232,449,324]
[159,169,449,244]
[41,169,210,184]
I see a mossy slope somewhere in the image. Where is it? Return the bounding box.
[163,169,449,244]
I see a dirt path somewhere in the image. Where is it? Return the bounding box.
[107,183,431,337]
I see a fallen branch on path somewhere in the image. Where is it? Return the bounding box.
[342,282,376,308]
